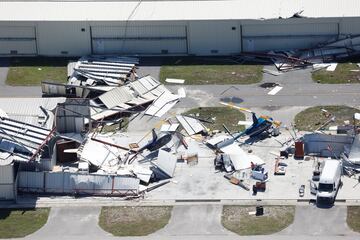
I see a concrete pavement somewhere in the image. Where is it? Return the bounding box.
[24,206,111,240]
[280,205,355,236]
[153,205,233,236]
[6,205,358,240]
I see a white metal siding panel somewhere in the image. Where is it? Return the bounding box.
[93,39,187,54]
[18,171,44,192]
[113,176,139,192]
[0,26,36,55]
[0,26,35,38]
[92,25,186,38]
[242,23,338,36]
[45,172,64,193]
[189,20,241,55]
[243,37,334,52]
[242,23,338,51]
[37,22,91,56]
[340,19,360,35]
[93,174,113,194]
[0,40,36,55]
[0,184,14,200]
[0,164,14,184]
[91,25,187,54]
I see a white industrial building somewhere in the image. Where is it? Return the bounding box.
[0,0,360,56]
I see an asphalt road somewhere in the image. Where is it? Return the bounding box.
[168,82,360,108]
[1,63,360,109]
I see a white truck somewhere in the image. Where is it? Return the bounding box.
[316,160,342,204]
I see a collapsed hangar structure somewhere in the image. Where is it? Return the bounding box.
[1,0,360,56]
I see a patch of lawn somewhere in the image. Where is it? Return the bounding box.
[101,117,129,133]
[222,206,295,235]
[99,206,172,236]
[6,57,70,86]
[184,107,246,132]
[312,63,360,84]
[347,206,360,232]
[294,105,359,131]
[159,57,263,85]
[0,208,50,238]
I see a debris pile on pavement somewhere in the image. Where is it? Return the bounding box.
[2,54,360,204]
[69,56,139,86]
[244,35,360,73]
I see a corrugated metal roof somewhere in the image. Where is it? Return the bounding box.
[0,98,66,129]
[0,0,360,21]
[176,115,206,135]
[98,87,134,109]
[0,117,52,153]
[154,149,177,177]
[145,92,179,117]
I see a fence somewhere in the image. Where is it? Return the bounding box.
[18,171,139,196]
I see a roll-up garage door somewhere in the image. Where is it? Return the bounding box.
[0,26,37,55]
[242,23,338,52]
[91,25,187,55]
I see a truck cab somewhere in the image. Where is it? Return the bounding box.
[316,160,342,204]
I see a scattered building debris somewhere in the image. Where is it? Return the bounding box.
[153,149,177,178]
[262,69,282,76]
[3,53,360,203]
[176,115,207,136]
[70,56,138,86]
[165,78,185,84]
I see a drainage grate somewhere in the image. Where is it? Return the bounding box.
[175,199,221,203]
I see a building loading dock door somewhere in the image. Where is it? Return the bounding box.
[0,26,37,55]
[91,25,188,55]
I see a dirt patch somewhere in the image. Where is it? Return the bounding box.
[222,206,295,235]
[99,206,172,236]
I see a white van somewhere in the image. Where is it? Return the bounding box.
[316,160,342,204]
